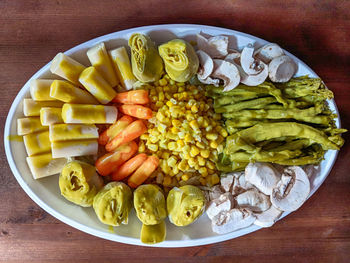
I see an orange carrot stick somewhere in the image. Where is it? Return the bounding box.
[105,120,147,152]
[112,90,149,104]
[95,141,138,176]
[111,153,148,181]
[98,115,133,145]
[119,105,153,119]
[128,156,159,188]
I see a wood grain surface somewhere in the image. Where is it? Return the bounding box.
[1,0,349,262]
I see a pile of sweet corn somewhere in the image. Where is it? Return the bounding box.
[139,75,228,188]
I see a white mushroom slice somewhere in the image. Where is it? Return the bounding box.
[240,44,266,75]
[254,205,283,227]
[197,75,221,87]
[212,59,240,91]
[206,193,234,220]
[237,172,254,190]
[255,43,284,63]
[208,185,224,201]
[196,50,214,79]
[268,55,297,83]
[196,33,229,58]
[235,188,271,212]
[211,208,256,234]
[220,174,235,192]
[271,166,310,212]
[245,162,281,195]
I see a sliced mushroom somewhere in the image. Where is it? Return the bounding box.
[197,75,221,87]
[206,193,234,220]
[254,205,282,228]
[268,55,297,83]
[220,173,235,192]
[235,189,271,212]
[196,32,228,58]
[196,50,214,79]
[255,43,284,63]
[225,54,268,86]
[211,208,256,234]
[212,59,240,91]
[208,185,224,201]
[240,44,266,75]
[271,166,310,212]
[245,162,281,195]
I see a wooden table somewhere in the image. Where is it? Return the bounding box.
[1,0,349,262]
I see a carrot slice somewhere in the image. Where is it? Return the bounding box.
[128,156,159,188]
[119,105,153,119]
[95,141,138,176]
[105,120,147,152]
[111,153,148,181]
[98,115,133,145]
[112,90,149,105]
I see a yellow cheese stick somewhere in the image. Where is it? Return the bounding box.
[51,139,98,158]
[79,67,117,104]
[23,130,51,156]
[87,42,119,87]
[23,99,64,117]
[49,124,98,142]
[17,117,48,136]
[50,53,86,86]
[50,80,98,104]
[62,104,117,124]
[26,152,67,179]
[40,107,63,126]
[30,79,56,101]
[109,46,136,90]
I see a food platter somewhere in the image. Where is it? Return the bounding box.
[4,24,341,247]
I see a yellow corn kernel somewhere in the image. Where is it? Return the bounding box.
[213,113,221,120]
[173,166,179,175]
[184,134,193,143]
[217,135,224,144]
[197,156,205,166]
[200,149,210,158]
[183,151,191,160]
[148,144,158,152]
[198,167,208,176]
[172,119,182,127]
[199,178,206,186]
[163,176,172,186]
[140,133,149,140]
[188,157,196,168]
[206,160,215,170]
[167,156,177,167]
[190,145,200,157]
[171,126,179,133]
[181,174,190,181]
[219,127,228,137]
[194,163,200,170]
[191,104,198,113]
[157,123,167,133]
[166,101,173,107]
[210,140,218,149]
[168,141,177,151]
[209,174,220,186]
[159,78,167,86]
[189,120,199,131]
[162,151,171,159]
[150,89,157,96]
[178,160,187,171]
[139,141,145,152]
[149,135,159,144]
[217,144,224,153]
[208,168,215,175]
[206,133,218,141]
[196,141,205,149]
[177,139,184,148]
[166,132,178,140]
[155,101,164,108]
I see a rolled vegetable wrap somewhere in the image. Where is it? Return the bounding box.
[128,33,163,82]
[59,161,103,207]
[158,39,199,82]
[133,184,167,225]
[93,182,132,226]
[167,185,206,226]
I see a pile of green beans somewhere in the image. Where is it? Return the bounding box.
[206,76,346,171]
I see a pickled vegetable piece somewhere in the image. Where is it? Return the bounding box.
[140,221,166,244]
[158,39,199,82]
[98,115,134,145]
[93,182,132,226]
[167,185,206,226]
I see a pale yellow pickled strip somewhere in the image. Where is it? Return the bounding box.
[30,79,56,101]
[50,80,98,104]
[23,99,64,117]
[17,117,48,136]
[23,130,51,156]
[40,107,63,126]
[50,53,86,86]
[49,124,98,142]
[51,139,98,158]
[61,104,117,124]
[26,152,67,179]
[109,47,136,90]
[79,66,117,104]
[87,42,119,87]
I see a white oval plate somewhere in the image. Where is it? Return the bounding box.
[4,24,340,247]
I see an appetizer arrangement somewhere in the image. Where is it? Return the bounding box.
[15,30,346,245]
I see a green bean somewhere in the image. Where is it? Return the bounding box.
[215,97,277,113]
[269,139,312,152]
[214,94,267,107]
[228,149,303,163]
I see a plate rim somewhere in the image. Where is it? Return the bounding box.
[4,23,340,247]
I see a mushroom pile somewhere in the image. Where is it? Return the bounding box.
[205,163,311,234]
[196,32,297,91]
